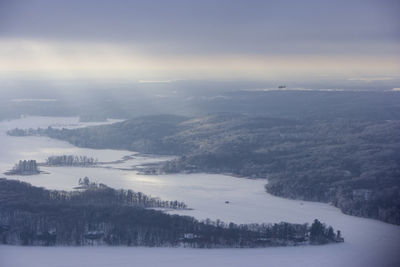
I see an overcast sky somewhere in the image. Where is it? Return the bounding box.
[0,0,399,81]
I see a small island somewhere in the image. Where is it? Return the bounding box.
[45,155,98,167]
[4,160,40,175]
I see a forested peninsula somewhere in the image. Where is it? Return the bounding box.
[0,179,342,247]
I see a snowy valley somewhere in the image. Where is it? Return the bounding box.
[0,116,399,267]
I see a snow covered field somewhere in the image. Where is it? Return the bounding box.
[0,116,399,267]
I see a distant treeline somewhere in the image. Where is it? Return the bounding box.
[2,89,400,123]
[4,160,40,175]
[0,179,342,247]
[7,113,400,224]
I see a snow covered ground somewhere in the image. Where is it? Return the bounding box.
[0,116,399,267]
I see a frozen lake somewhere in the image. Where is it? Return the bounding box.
[0,116,399,267]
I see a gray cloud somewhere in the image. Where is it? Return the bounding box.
[0,0,399,56]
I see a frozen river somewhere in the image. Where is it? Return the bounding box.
[0,116,399,267]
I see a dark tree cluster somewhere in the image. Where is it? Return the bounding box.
[4,160,40,175]
[46,155,98,166]
[309,219,343,244]
[0,179,342,247]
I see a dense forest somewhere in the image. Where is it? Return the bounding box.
[7,113,400,224]
[0,179,342,247]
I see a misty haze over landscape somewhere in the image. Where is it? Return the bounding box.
[0,1,399,267]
